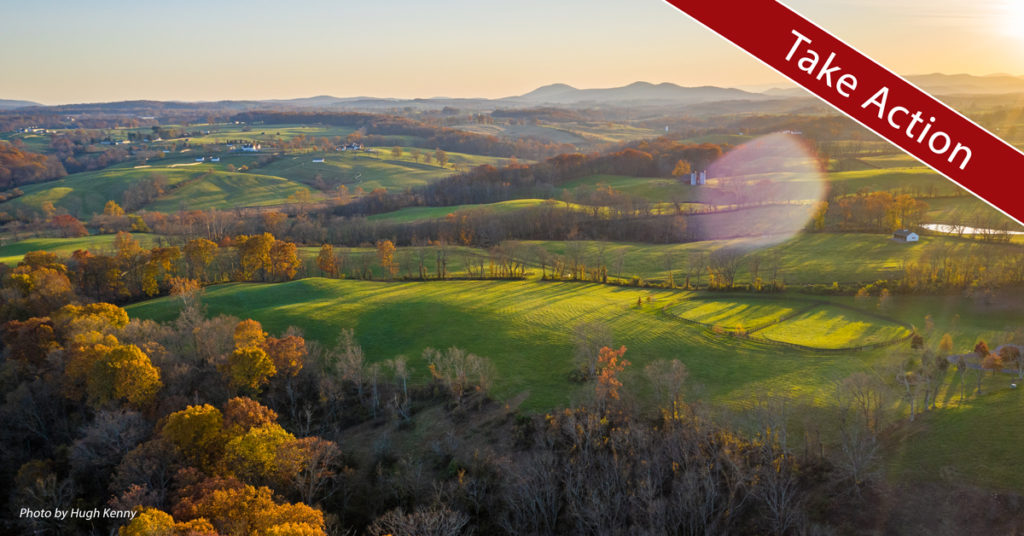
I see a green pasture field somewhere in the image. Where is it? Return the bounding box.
[0,167,199,216]
[142,124,357,145]
[255,149,513,192]
[366,199,558,223]
[858,154,927,168]
[828,167,961,197]
[756,305,911,349]
[560,174,702,203]
[0,233,161,265]
[145,171,317,211]
[526,233,1024,286]
[0,132,52,154]
[126,278,903,411]
[923,196,1020,227]
[666,296,804,330]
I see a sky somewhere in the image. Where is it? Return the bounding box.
[1,0,1023,104]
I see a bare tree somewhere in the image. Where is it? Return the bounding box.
[572,321,613,379]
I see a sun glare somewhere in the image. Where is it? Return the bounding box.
[1000,2,1024,39]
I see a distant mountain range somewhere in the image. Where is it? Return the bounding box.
[504,81,765,105]
[0,99,40,110]
[3,73,1022,112]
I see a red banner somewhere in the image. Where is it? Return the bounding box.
[663,0,1024,226]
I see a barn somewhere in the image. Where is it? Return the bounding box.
[893,229,919,242]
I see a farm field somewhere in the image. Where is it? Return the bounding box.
[756,305,911,349]
[526,232,1022,286]
[145,171,317,211]
[827,167,960,197]
[560,174,703,203]
[0,166,200,216]
[255,149,512,192]
[142,124,358,144]
[665,296,804,330]
[121,277,1024,493]
[0,233,161,265]
[126,278,930,411]
[885,385,1024,493]
[366,198,562,223]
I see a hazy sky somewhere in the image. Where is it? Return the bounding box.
[2,0,1023,104]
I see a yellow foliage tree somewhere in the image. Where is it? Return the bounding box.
[224,423,296,482]
[184,238,218,281]
[104,200,126,217]
[234,319,266,349]
[162,404,225,470]
[226,347,276,392]
[269,240,301,281]
[376,240,397,278]
[316,244,338,278]
[119,508,217,536]
[86,343,162,409]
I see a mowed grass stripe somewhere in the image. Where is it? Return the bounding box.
[756,305,911,349]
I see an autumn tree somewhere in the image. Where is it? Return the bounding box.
[269,240,301,281]
[316,244,338,278]
[224,422,296,483]
[226,347,277,393]
[1000,344,1024,378]
[671,159,691,179]
[234,319,266,349]
[161,404,225,470]
[264,335,306,377]
[376,239,398,278]
[391,146,403,159]
[52,214,88,238]
[184,238,218,281]
[142,246,181,296]
[85,343,162,409]
[104,200,126,216]
[172,478,326,536]
[434,148,448,167]
[236,233,275,281]
[595,345,629,410]
[120,508,217,536]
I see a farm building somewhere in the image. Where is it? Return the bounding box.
[312,158,325,163]
[241,143,261,152]
[893,229,919,242]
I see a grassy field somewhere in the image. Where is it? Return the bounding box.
[526,233,1024,286]
[885,385,1024,492]
[255,150,509,192]
[126,278,916,411]
[0,233,162,265]
[560,174,702,203]
[454,121,659,146]
[828,167,962,197]
[756,305,911,349]
[366,199,558,223]
[146,171,317,211]
[0,167,200,216]
[0,162,318,215]
[144,124,358,145]
[666,296,803,330]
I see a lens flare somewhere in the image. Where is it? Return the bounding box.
[685,132,826,249]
